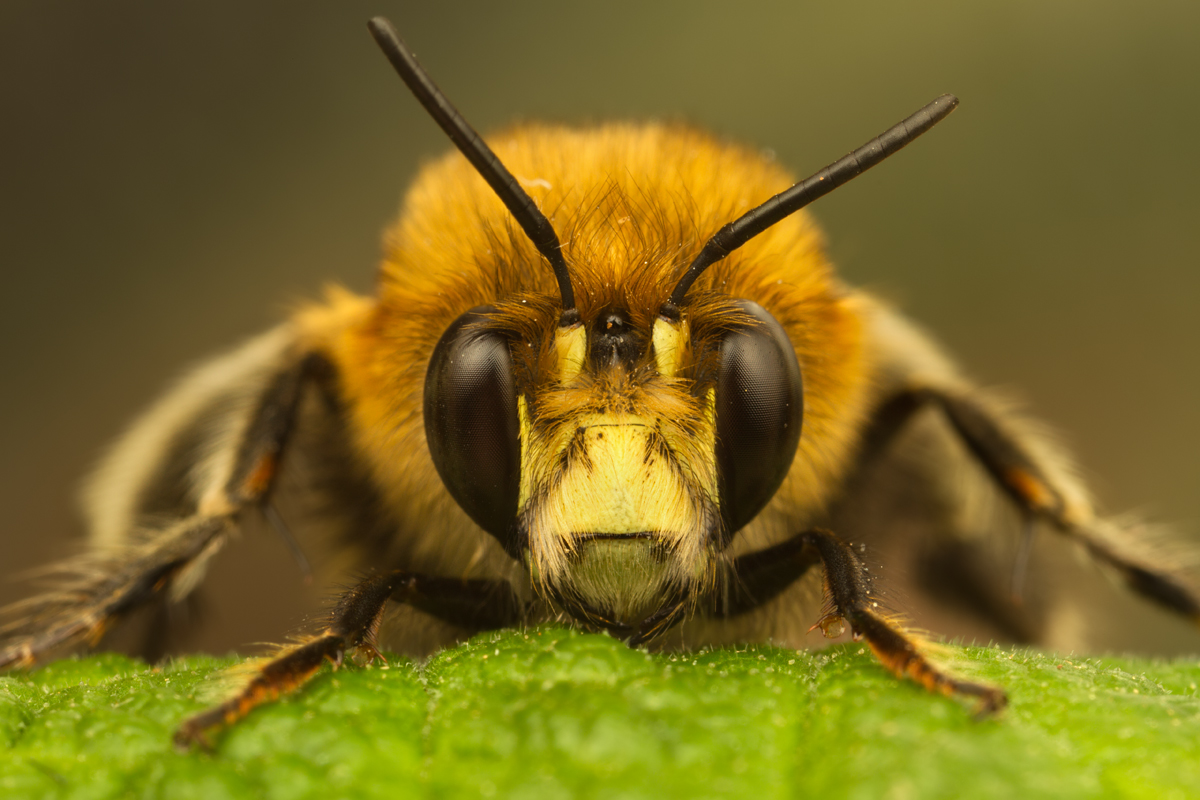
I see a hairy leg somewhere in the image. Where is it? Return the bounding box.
[863,386,1200,622]
[712,528,1007,714]
[0,353,320,668]
[174,572,522,749]
[800,528,1006,714]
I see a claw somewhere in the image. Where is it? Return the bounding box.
[807,613,847,639]
[355,641,388,666]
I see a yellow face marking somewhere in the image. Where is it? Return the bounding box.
[518,395,534,511]
[651,316,688,378]
[520,399,721,599]
[551,414,696,536]
[555,323,587,384]
[517,311,721,609]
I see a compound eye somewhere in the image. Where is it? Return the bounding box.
[715,300,804,533]
[424,306,519,541]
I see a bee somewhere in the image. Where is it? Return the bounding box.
[2,15,1198,750]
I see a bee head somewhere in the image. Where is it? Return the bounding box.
[424,283,803,631]
[368,17,956,637]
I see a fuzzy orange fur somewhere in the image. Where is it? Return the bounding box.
[296,123,868,581]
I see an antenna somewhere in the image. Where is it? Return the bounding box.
[368,17,579,325]
[663,94,960,316]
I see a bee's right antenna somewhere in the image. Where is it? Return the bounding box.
[368,17,579,327]
[661,94,960,319]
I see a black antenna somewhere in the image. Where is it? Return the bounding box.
[367,17,579,325]
[663,94,960,315]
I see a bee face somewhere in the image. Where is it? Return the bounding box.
[424,292,727,625]
[409,125,855,627]
[514,317,722,624]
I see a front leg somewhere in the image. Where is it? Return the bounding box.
[715,530,1007,714]
[174,572,522,750]
[800,528,1006,714]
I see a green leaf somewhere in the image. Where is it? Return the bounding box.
[1,626,1198,799]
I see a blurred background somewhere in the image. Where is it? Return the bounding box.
[2,1,1198,657]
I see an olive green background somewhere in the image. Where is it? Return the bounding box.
[1,0,1198,659]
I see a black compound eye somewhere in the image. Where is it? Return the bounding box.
[715,300,804,535]
[424,306,519,544]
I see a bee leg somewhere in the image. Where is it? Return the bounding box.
[174,571,521,750]
[923,389,1200,624]
[801,528,1008,715]
[0,354,321,669]
[710,530,1006,713]
[0,514,236,669]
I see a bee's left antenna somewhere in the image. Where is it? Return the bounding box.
[662,94,960,318]
[367,17,579,326]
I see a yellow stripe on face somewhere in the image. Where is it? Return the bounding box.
[516,351,721,604]
[546,415,697,537]
[518,395,534,511]
[555,323,587,384]
[651,317,688,378]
